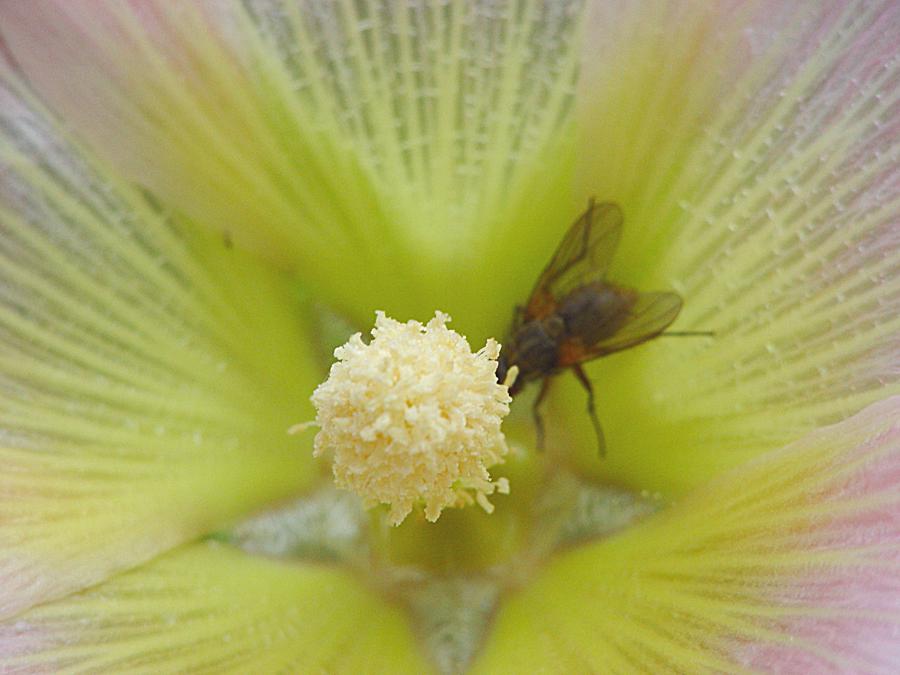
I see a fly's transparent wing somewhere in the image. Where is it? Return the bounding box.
[589,291,682,355]
[523,200,623,320]
[557,290,683,365]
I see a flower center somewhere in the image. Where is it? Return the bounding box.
[230,307,662,673]
[308,310,513,526]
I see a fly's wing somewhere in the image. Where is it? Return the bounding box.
[523,200,623,321]
[557,290,683,366]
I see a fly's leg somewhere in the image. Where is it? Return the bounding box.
[531,377,553,451]
[572,364,606,457]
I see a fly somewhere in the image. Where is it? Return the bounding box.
[495,198,710,455]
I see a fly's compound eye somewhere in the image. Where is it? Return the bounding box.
[495,354,508,385]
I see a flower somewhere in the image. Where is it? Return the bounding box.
[0,1,898,672]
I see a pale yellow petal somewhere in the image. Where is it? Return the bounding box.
[0,72,320,618]
[473,396,900,674]
[569,0,899,493]
[0,541,429,673]
[0,1,582,331]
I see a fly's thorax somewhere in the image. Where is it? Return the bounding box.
[556,281,637,345]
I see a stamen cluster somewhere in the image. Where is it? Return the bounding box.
[311,311,511,525]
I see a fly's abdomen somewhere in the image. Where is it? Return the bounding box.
[557,282,636,345]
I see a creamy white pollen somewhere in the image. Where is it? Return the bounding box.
[310,311,512,526]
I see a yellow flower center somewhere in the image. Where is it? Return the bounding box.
[310,311,512,526]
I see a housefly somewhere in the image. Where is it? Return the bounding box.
[496,199,704,455]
